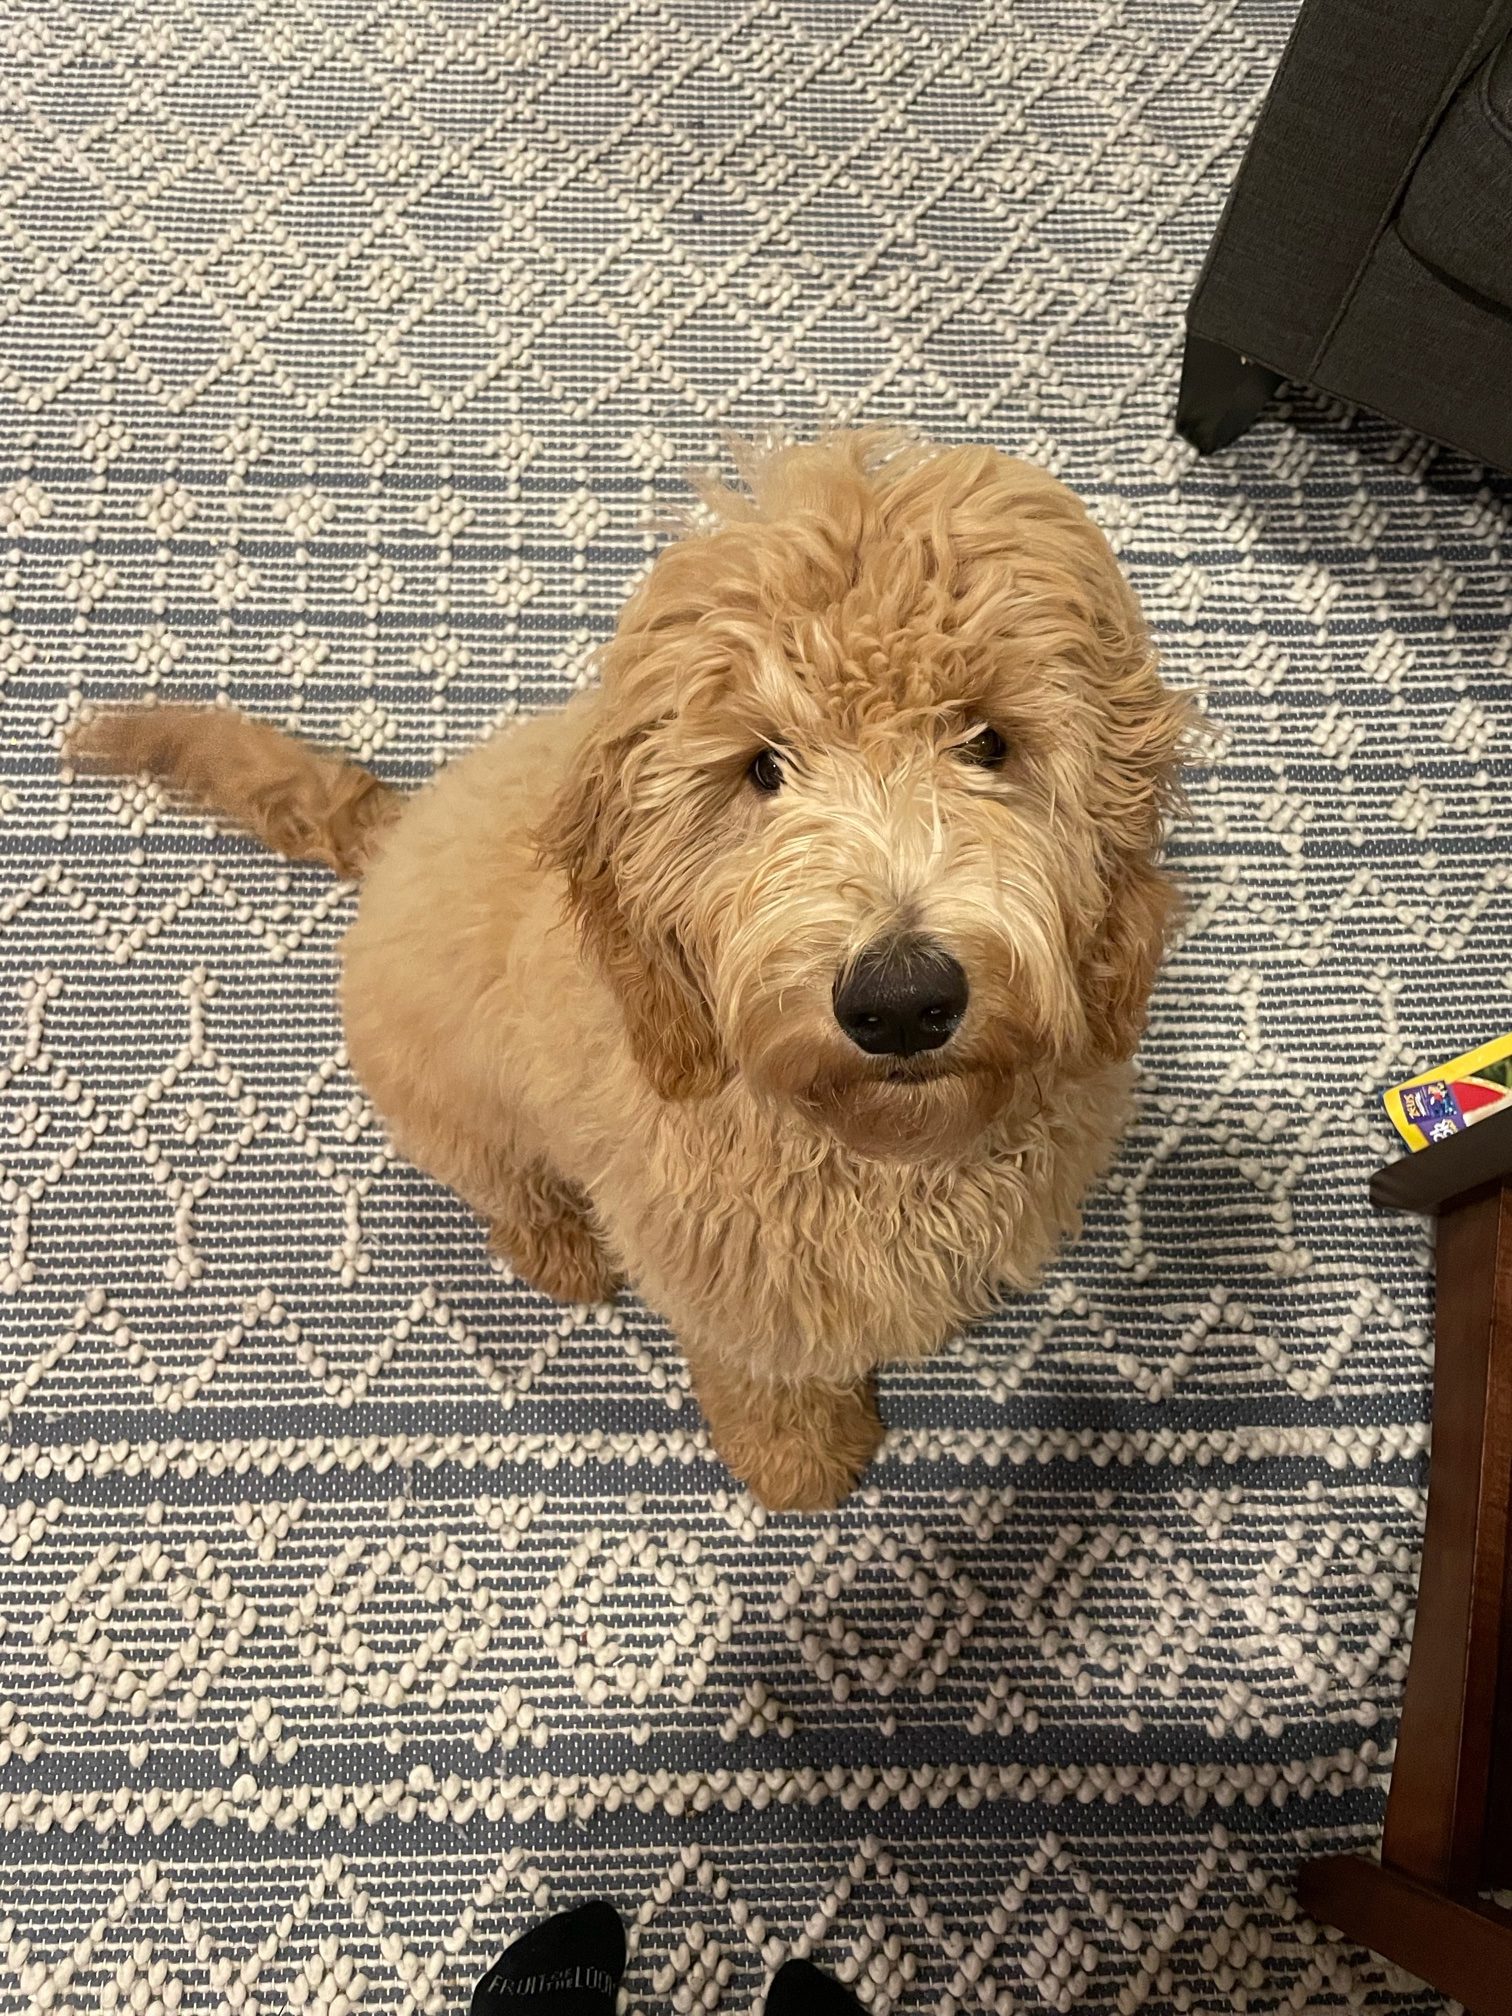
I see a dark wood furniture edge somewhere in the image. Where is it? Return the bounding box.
[1372,1104,1512,1215]
[1379,1183,1512,1883]
[1298,1135,1512,2011]
[1298,1856,1512,2014]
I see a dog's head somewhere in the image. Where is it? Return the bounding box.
[540,431,1196,1160]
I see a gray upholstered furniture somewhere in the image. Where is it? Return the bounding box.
[1179,0,1512,470]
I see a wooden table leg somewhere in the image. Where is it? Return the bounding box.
[1382,1181,1512,1889]
[1299,1182,1512,2004]
[1297,1858,1512,2015]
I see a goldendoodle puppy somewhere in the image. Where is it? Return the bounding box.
[68,430,1195,1510]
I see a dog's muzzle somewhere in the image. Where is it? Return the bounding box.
[832,935,968,1058]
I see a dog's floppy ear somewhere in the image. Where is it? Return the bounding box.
[1080,852,1183,1064]
[1079,641,1199,1065]
[537,711,726,1101]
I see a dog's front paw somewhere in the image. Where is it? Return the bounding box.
[490,1213,622,1306]
[711,1377,885,1511]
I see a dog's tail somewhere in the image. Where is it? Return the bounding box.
[66,705,405,879]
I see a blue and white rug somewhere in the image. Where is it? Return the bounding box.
[2,2,1507,2011]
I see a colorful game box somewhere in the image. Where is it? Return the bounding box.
[1385,1032,1512,1150]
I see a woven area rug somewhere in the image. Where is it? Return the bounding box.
[3,1,1510,2011]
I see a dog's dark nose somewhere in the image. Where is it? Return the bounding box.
[833,937,969,1057]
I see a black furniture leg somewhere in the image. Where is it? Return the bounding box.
[1175,332,1283,453]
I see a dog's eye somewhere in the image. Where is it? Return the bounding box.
[955,726,1008,769]
[748,748,785,793]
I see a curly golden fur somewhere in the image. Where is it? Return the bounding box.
[68,430,1196,1510]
